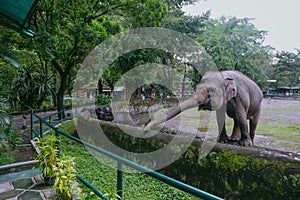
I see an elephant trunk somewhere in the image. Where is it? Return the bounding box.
[165,97,198,121]
[144,96,199,130]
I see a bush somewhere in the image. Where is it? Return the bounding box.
[0,111,21,152]
[0,111,21,165]
[35,135,58,177]
[95,94,111,106]
[54,155,77,200]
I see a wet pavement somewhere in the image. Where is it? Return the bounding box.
[0,169,56,200]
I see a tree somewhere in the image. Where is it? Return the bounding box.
[273,51,300,87]
[197,17,273,87]
[27,0,171,116]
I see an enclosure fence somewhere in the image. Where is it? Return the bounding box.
[31,109,223,200]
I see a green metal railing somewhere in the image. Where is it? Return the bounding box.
[31,110,223,200]
[31,108,76,139]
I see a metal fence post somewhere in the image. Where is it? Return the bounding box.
[39,119,43,138]
[30,110,34,140]
[55,128,61,158]
[117,162,123,199]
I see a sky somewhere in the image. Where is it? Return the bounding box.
[182,0,300,53]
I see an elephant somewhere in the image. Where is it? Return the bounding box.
[144,70,263,146]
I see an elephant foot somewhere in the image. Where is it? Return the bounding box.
[238,138,252,147]
[217,135,228,144]
[228,135,240,142]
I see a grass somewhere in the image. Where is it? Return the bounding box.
[175,107,300,151]
[56,120,200,200]
[256,123,300,149]
[0,128,22,166]
[0,151,16,166]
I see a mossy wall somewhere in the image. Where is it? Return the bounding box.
[162,150,300,200]
[77,116,300,200]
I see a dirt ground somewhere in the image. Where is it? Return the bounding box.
[150,98,300,153]
[10,98,300,163]
[257,98,300,153]
[11,110,58,162]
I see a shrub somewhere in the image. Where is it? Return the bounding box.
[95,94,111,106]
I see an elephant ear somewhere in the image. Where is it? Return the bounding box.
[225,78,237,101]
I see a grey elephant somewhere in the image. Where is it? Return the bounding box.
[144,70,263,146]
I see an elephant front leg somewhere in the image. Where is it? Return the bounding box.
[216,105,228,143]
[228,119,241,142]
[237,116,252,147]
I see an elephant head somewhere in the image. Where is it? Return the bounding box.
[144,71,237,130]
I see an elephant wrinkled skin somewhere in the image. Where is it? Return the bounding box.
[144,71,263,147]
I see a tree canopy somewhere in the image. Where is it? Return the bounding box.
[0,0,299,112]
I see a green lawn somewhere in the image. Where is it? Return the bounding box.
[58,120,200,200]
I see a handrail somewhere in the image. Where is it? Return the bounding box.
[30,109,75,139]
[31,110,223,200]
[77,175,109,200]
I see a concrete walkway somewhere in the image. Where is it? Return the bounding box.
[0,169,56,200]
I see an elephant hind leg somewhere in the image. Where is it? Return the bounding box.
[249,117,259,146]
[249,106,261,146]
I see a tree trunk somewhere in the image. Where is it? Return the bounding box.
[57,75,67,120]
[57,93,65,120]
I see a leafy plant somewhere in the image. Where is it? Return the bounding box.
[35,135,58,177]
[95,94,111,106]
[0,110,10,126]
[54,154,78,200]
[0,111,21,152]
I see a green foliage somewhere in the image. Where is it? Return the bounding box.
[0,111,21,154]
[126,0,168,27]
[0,111,21,165]
[95,94,111,106]
[0,151,16,166]
[285,174,300,188]
[198,151,249,173]
[1,0,298,113]
[273,51,300,87]
[195,149,300,199]
[54,119,300,199]
[35,135,58,176]
[28,0,174,113]
[9,66,52,110]
[0,57,18,107]
[57,120,198,199]
[54,155,78,200]
[197,17,272,87]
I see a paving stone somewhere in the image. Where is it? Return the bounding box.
[42,188,56,199]
[31,182,52,190]
[0,190,22,200]
[0,169,57,200]
[18,191,43,200]
[0,169,41,183]
[33,174,44,183]
[5,197,17,200]
[12,178,33,189]
[0,182,13,193]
